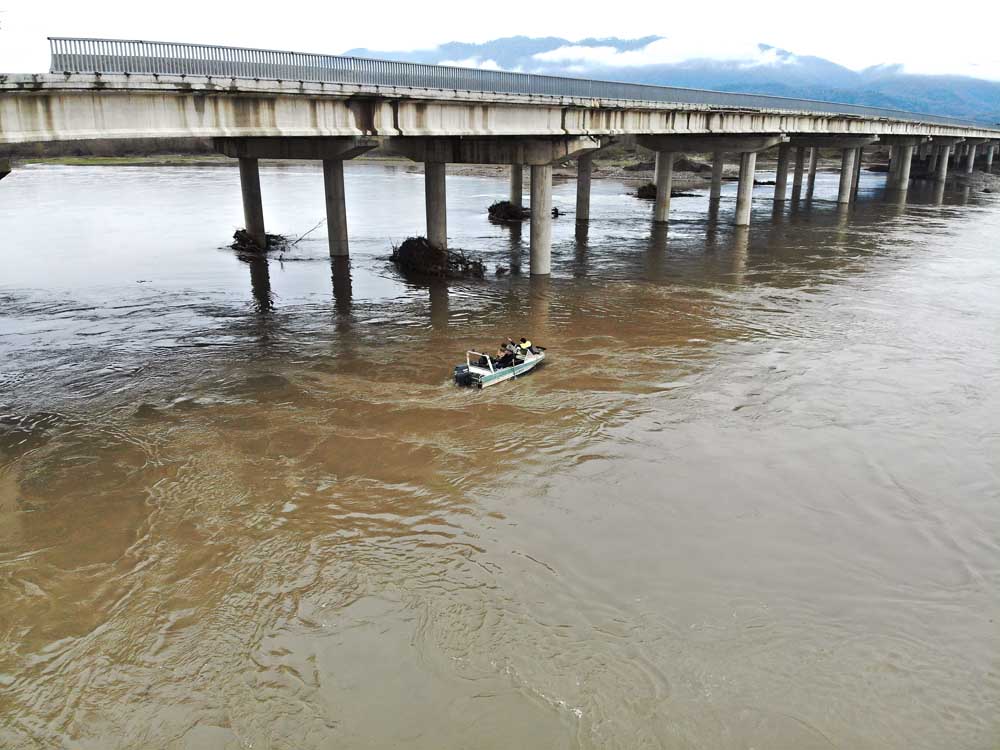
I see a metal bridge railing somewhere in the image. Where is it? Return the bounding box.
[48,37,991,129]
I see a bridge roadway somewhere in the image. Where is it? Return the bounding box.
[2,38,999,273]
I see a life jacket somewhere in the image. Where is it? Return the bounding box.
[518,340,533,353]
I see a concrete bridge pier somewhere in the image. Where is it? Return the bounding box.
[928,146,940,174]
[653,151,675,223]
[951,142,966,167]
[987,144,996,172]
[807,147,819,197]
[0,158,10,181]
[238,158,267,249]
[774,143,791,202]
[837,149,857,204]
[510,165,523,207]
[576,153,593,223]
[735,152,758,226]
[895,145,914,191]
[936,145,953,182]
[710,152,725,204]
[530,165,553,275]
[323,160,349,256]
[964,140,984,173]
[791,147,806,200]
[880,137,924,193]
[851,147,864,201]
[424,162,448,250]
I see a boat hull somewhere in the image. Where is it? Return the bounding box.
[455,352,545,388]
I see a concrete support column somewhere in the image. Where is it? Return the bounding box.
[238,157,266,249]
[837,148,856,204]
[928,146,939,174]
[987,145,996,172]
[425,161,447,250]
[710,152,725,203]
[323,159,349,256]
[791,146,806,199]
[807,147,819,196]
[896,145,914,191]
[851,147,863,201]
[529,164,553,276]
[774,143,791,201]
[965,144,977,174]
[509,164,523,207]
[576,153,593,223]
[653,151,674,223]
[734,151,757,226]
[935,145,951,182]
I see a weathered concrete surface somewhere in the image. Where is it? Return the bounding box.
[878,135,930,147]
[384,136,599,165]
[2,75,999,145]
[786,135,879,148]
[637,135,785,153]
[214,136,376,160]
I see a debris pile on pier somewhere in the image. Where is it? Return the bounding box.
[230,229,288,252]
[636,183,657,199]
[634,184,699,199]
[487,200,531,223]
[624,160,655,172]
[675,157,710,173]
[390,237,486,279]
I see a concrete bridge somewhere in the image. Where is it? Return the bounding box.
[3,37,999,274]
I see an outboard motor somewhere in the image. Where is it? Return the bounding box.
[454,364,472,386]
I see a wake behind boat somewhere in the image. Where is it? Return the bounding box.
[454,345,546,388]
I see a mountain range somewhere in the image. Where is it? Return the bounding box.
[344,36,1000,124]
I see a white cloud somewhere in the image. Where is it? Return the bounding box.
[902,59,1000,82]
[532,37,798,70]
[437,56,502,70]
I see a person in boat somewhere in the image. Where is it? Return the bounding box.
[508,337,535,356]
[494,343,516,369]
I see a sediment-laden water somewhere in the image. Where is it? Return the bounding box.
[1,162,998,749]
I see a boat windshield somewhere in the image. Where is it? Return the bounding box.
[466,351,494,373]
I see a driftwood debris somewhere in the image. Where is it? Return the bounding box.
[634,183,698,199]
[390,237,486,279]
[487,200,531,223]
[230,229,288,252]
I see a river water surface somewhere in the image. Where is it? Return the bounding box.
[1,162,998,749]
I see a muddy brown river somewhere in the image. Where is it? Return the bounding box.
[1,162,998,749]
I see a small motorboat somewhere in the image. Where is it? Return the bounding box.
[454,348,546,388]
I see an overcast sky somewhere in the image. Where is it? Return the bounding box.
[2,0,999,80]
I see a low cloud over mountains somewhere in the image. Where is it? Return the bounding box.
[345,36,1000,123]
